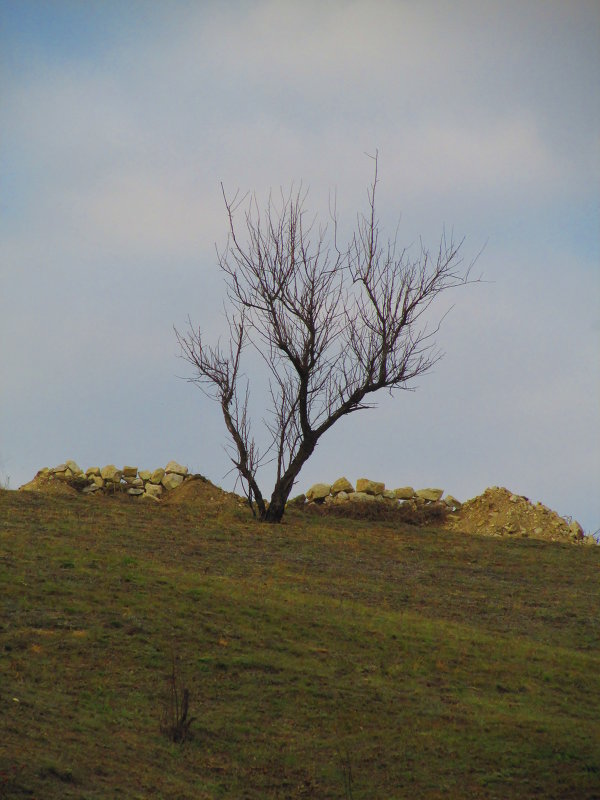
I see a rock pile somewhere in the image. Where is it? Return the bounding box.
[442,486,592,545]
[20,460,193,502]
[18,466,594,546]
[299,479,593,545]
[300,478,460,509]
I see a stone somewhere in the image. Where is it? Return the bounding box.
[165,461,188,476]
[55,468,72,481]
[331,477,354,495]
[82,483,99,494]
[415,488,444,502]
[287,494,306,507]
[90,475,105,488]
[306,483,331,502]
[138,470,152,482]
[444,495,462,509]
[65,460,83,475]
[101,465,122,483]
[382,490,397,500]
[142,492,160,502]
[52,463,68,474]
[349,491,376,502]
[85,467,101,477]
[394,486,414,500]
[355,479,385,496]
[122,476,144,488]
[334,491,349,502]
[127,488,144,496]
[122,466,138,478]
[144,483,163,499]
[150,468,165,485]
[161,472,184,491]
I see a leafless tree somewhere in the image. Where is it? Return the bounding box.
[176,156,475,522]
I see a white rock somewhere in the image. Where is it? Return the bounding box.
[165,461,188,476]
[331,477,354,495]
[150,468,165,485]
[306,483,331,501]
[65,460,83,475]
[415,488,444,502]
[101,465,122,483]
[349,491,376,502]
[444,495,462,509]
[355,479,385,495]
[161,473,184,491]
[142,492,161,502]
[144,483,163,499]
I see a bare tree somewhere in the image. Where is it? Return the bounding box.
[176,156,475,522]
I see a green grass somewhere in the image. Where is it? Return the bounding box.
[1,488,599,799]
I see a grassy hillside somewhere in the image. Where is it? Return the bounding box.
[1,486,599,799]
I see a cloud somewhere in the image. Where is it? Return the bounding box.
[1,0,598,530]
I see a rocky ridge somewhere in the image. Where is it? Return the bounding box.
[17,465,594,545]
[19,460,194,502]
[300,479,593,545]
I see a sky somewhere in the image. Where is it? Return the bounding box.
[1,0,599,533]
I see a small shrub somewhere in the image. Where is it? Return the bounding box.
[160,651,195,744]
[338,748,355,799]
[300,498,449,526]
[38,763,75,783]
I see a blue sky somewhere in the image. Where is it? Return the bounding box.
[1,0,599,532]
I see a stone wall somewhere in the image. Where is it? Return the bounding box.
[298,478,461,510]
[24,460,193,502]
[19,466,593,545]
[298,479,592,545]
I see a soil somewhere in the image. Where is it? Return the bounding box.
[160,474,247,514]
[443,486,586,544]
[18,472,79,497]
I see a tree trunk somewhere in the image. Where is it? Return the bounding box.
[263,437,317,522]
[263,473,300,522]
[263,495,286,523]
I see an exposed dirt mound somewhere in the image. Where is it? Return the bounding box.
[18,472,79,497]
[160,474,246,513]
[443,486,587,544]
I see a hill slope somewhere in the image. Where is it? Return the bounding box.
[1,488,599,799]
